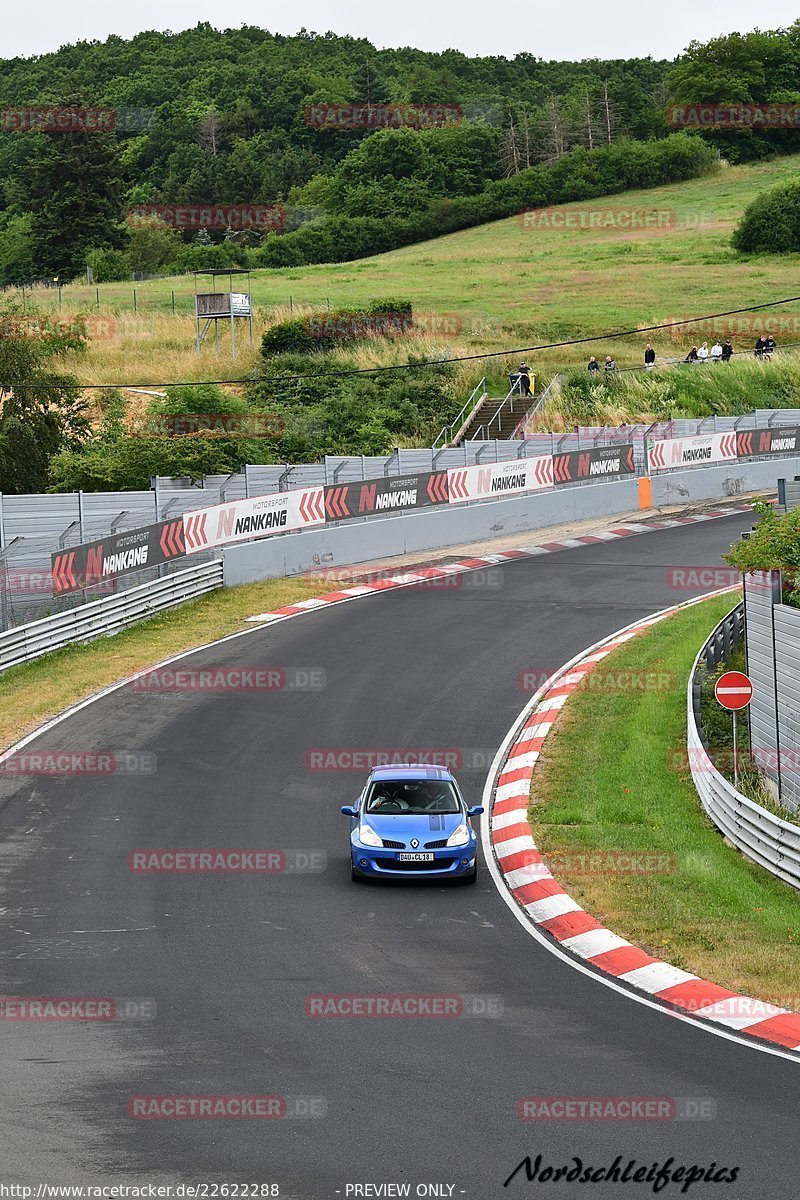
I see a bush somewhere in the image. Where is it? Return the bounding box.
[261,318,317,357]
[147,383,248,417]
[127,217,183,274]
[261,299,414,358]
[87,247,131,282]
[732,178,800,254]
[50,435,270,491]
[723,504,800,608]
[172,241,250,272]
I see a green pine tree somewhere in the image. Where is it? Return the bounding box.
[19,112,126,280]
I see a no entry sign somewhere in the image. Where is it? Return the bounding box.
[714,671,753,711]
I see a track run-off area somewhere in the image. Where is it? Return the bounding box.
[0,511,796,1196]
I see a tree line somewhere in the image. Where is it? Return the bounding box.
[0,23,799,281]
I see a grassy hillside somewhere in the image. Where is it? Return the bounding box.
[13,154,800,410]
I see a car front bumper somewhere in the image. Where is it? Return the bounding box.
[350,842,477,879]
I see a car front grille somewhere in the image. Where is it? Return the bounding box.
[381,838,405,849]
[388,857,457,871]
[424,839,448,849]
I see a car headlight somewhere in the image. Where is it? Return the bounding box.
[446,823,471,848]
[357,823,383,848]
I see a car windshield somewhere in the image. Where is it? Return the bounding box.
[364,779,461,815]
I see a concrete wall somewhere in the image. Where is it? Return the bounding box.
[223,476,640,584]
[651,456,800,507]
[224,457,800,587]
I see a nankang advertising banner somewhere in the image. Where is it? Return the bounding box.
[324,472,449,520]
[51,518,186,595]
[183,487,325,554]
[552,444,636,484]
[447,456,553,505]
[647,432,737,472]
[736,427,800,458]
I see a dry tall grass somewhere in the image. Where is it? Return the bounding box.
[54,303,495,406]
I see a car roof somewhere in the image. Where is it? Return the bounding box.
[368,764,456,782]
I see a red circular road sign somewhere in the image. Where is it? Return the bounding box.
[714,670,754,711]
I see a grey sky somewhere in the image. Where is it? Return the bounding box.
[2,3,798,63]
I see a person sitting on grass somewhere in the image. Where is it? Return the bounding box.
[588,356,600,375]
[604,355,616,373]
[711,340,723,362]
[684,345,699,363]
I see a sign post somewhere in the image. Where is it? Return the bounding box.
[714,670,754,790]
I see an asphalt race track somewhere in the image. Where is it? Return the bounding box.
[0,513,796,1197]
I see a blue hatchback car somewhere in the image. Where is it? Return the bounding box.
[341,764,483,883]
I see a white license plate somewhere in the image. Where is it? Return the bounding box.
[398,852,434,862]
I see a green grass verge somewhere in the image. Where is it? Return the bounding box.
[17,153,800,385]
[0,574,345,754]
[529,594,800,1005]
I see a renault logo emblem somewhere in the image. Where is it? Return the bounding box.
[410,838,419,849]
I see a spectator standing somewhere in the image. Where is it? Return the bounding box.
[754,334,766,359]
[685,346,699,363]
[721,339,734,362]
[711,340,723,362]
[644,344,656,369]
[604,355,616,373]
[588,356,600,375]
[698,342,709,362]
[517,363,532,396]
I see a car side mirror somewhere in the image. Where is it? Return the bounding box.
[340,805,358,817]
[468,806,484,816]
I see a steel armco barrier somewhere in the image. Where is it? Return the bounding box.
[687,600,800,890]
[0,559,223,674]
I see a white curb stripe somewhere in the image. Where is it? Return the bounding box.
[694,999,788,1027]
[495,779,533,803]
[491,809,528,831]
[561,928,631,959]
[504,750,540,770]
[504,864,552,890]
[618,963,698,994]
[494,835,538,860]
[535,694,569,713]
[523,893,581,922]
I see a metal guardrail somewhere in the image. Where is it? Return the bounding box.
[687,601,800,890]
[469,383,520,441]
[0,559,223,675]
[432,377,486,449]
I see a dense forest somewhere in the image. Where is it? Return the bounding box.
[0,23,799,281]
